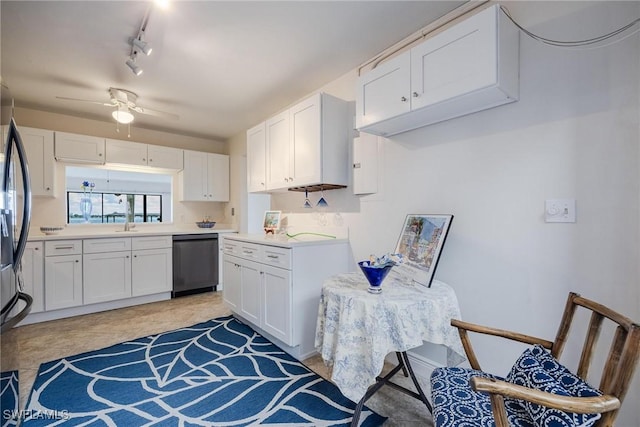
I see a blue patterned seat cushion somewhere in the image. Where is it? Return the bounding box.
[505,346,602,427]
[431,367,534,427]
[431,346,604,427]
[527,345,602,398]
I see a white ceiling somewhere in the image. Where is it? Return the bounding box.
[1,1,466,141]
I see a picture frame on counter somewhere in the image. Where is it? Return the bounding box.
[263,210,281,234]
[394,214,453,288]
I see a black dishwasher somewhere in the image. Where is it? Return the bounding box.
[172,234,218,297]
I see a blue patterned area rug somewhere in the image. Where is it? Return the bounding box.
[23,316,386,426]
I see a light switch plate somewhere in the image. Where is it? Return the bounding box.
[545,199,576,223]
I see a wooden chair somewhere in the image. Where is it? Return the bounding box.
[433,292,640,427]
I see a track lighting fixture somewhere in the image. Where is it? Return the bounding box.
[132,37,152,56]
[125,56,143,76]
[124,4,155,76]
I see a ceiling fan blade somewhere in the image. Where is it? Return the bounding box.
[131,105,179,121]
[56,96,114,107]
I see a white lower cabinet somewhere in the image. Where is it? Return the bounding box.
[132,247,172,296]
[261,264,292,344]
[21,242,44,313]
[83,251,132,304]
[221,236,349,359]
[222,257,241,311]
[83,238,132,304]
[44,241,83,311]
[39,236,172,318]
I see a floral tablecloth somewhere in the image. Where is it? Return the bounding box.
[315,271,466,403]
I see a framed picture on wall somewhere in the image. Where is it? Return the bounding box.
[394,214,453,287]
[263,210,281,233]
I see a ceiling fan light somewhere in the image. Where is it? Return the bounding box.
[132,38,152,56]
[112,105,135,124]
[125,58,143,76]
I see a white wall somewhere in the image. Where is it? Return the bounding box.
[258,1,640,423]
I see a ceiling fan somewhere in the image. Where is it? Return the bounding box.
[56,87,179,125]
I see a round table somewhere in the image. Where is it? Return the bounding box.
[315,270,466,421]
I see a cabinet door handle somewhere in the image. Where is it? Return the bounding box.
[266,254,279,259]
[400,96,407,102]
[54,246,74,250]
[75,259,79,263]
[412,92,420,98]
[34,247,39,251]
[353,163,361,169]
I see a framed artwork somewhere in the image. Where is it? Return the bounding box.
[394,214,453,287]
[263,210,281,233]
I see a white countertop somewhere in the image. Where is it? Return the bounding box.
[28,224,237,241]
[222,232,349,248]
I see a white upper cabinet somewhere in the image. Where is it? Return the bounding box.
[265,110,290,190]
[106,139,147,167]
[355,52,411,130]
[246,123,267,193]
[106,139,183,170]
[54,131,105,164]
[257,92,348,192]
[355,5,519,137]
[20,127,56,197]
[180,150,229,202]
[147,145,183,170]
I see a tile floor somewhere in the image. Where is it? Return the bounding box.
[12,291,433,426]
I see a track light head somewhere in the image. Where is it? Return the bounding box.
[125,57,143,76]
[112,105,135,124]
[132,38,152,56]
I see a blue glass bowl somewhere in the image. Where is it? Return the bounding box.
[358,261,393,293]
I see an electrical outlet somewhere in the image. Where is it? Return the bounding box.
[545,199,576,223]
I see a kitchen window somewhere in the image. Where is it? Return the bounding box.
[65,166,172,224]
[66,192,163,224]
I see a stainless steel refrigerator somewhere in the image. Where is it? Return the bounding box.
[0,110,33,424]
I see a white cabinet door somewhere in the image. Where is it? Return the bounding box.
[222,255,241,311]
[21,242,44,313]
[239,260,261,326]
[355,5,518,137]
[289,95,321,187]
[147,145,183,170]
[83,251,132,304]
[106,139,148,167]
[207,153,230,202]
[20,127,55,197]
[131,248,172,296]
[261,264,292,345]
[352,133,379,195]
[182,150,209,201]
[181,150,229,201]
[265,110,290,190]
[44,254,83,310]
[247,123,267,193]
[410,6,497,110]
[355,51,411,130]
[54,132,105,164]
